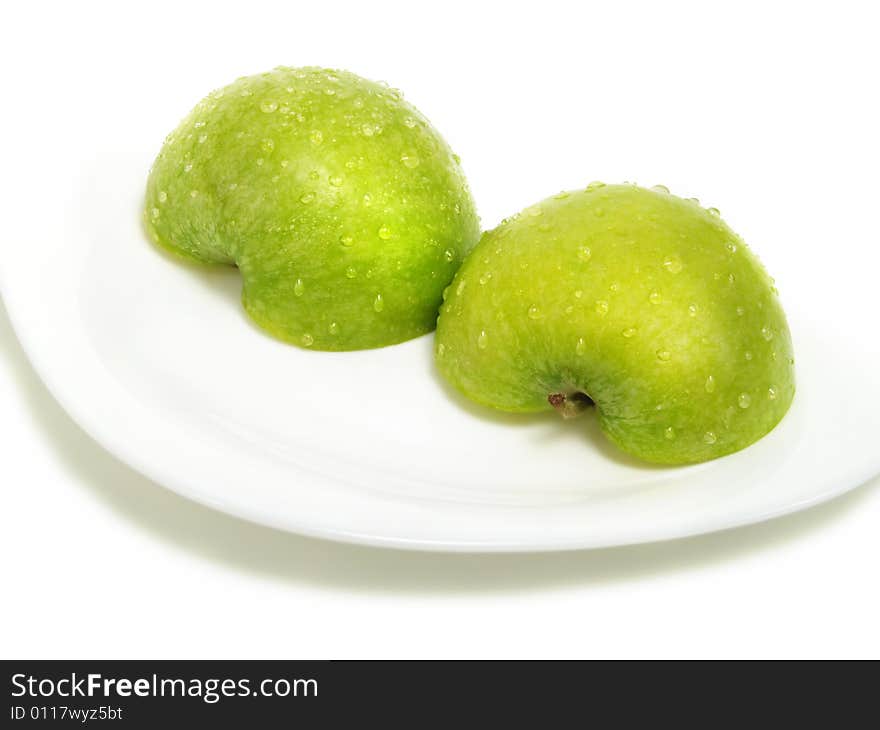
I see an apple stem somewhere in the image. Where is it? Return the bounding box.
[548,392,593,419]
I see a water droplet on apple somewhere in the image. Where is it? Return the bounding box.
[527,205,543,217]
[736,306,745,316]
[664,426,676,440]
[329,175,344,187]
[299,192,315,204]
[652,184,670,193]
[198,133,208,144]
[574,290,583,299]
[400,151,420,168]
[649,291,662,305]
[157,191,167,203]
[705,375,716,393]
[744,351,753,361]
[301,333,314,346]
[378,225,392,240]
[477,331,488,349]
[728,273,736,284]
[403,116,417,128]
[373,294,385,312]
[688,303,699,317]
[189,190,198,198]
[726,242,737,253]
[761,326,774,341]
[663,256,683,274]
[294,279,305,296]
[309,130,323,145]
[577,246,592,262]
[443,249,455,262]
[576,338,587,356]
[184,162,193,173]
[260,100,278,113]
[768,387,778,400]
[707,207,720,216]
[656,349,671,361]
[553,191,570,199]
[595,300,609,316]
[586,181,605,191]
[703,431,717,444]
[621,327,638,338]
[738,393,751,409]
[328,322,339,335]
[437,343,446,357]
[340,235,354,247]
[345,267,357,279]
[527,305,542,320]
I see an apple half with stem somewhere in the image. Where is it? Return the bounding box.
[434,183,795,465]
[144,66,479,350]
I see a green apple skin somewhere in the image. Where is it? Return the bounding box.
[144,67,479,350]
[435,184,795,465]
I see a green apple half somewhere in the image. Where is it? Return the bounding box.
[144,67,480,350]
[435,184,795,465]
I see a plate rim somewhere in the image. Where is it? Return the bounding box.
[4,276,880,553]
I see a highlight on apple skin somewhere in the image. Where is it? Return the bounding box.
[144,66,480,351]
[434,183,795,465]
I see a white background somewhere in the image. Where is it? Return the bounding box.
[2,0,879,658]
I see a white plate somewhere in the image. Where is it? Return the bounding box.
[4,139,880,553]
